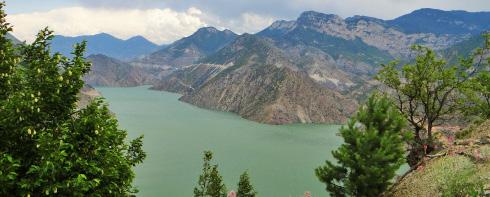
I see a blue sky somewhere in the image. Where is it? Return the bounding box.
[5,0,490,44]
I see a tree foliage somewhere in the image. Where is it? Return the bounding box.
[0,2,145,196]
[236,171,256,197]
[315,94,408,197]
[376,37,489,165]
[461,34,490,119]
[194,151,227,197]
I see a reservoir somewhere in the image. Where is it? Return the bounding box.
[97,86,346,197]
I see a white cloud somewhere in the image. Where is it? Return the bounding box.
[204,12,276,34]
[7,6,208,44]
[238,13,276,33]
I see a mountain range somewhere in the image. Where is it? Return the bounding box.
[12,8,490,124]
[50,33,163,60]
[133,27,238,68]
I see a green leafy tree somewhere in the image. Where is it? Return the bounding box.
[315,94,408,197]
[236,171,256,197]
[194,151,227,197]
[461,34,490,119]
[376,41,488,166]
[0,2,145,196]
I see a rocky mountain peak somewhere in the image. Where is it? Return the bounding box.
[297,11,343,26]
[134,26,238,67]
[345,15,386,27]
[195,26,220,34]
[269,20,296,30]
[126,35,152,43]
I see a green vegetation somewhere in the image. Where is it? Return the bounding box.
[237,171,257,197]
[376,36,490,166]
[315,94,409,197]
[440,167,485,197]
[194,151,227,197]
[193,151,259,197]
[0,2,145,196]
[287,27,393,66]
[388,155,488,197]
[462,34,490,119]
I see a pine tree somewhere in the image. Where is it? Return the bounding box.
[236,171,256,197]
[315,94,409,197]
[0,2,145,195]
[194,151,227,197]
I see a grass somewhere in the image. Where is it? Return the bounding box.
[389,120,490,196]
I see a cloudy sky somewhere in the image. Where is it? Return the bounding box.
[5,0,490,44]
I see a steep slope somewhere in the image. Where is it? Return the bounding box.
[259,11,466,59]
[51,33,160,60]
[151,64,226,94]
[85,54,157,87]
[180,35,357,124]
[77,85,102,109]
[389,8,490,35]
[388,120,490,196]
[135,27,237,68]
[257,10,478,93]
[443,33,487,63]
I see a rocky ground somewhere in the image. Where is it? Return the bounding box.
[388,120,490,196]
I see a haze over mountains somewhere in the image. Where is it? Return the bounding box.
[50,33,163,60]
[28,8,490,124]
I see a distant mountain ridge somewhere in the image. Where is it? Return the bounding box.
[85,54,161,87]
[51,33,162,60]
[144,8,490,124]
[134,27,237,68]
[259,10,468,58]
[388,8,490,35]
[6,33,21,44]
[54,8,490,125]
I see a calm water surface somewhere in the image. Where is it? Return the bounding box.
[97,86,346,197]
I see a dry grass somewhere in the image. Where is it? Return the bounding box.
[389,119,490,196]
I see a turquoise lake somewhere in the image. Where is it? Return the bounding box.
[97,86,347,197]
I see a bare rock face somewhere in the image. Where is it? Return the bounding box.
[180,63,356,124]
[151,64,226,94]
[179,35,357,124]
[262,11,467,59]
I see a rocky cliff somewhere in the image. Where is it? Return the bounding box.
[179,35,357,124]
[151,64,226,94]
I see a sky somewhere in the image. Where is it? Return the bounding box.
[5,0,490,44]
